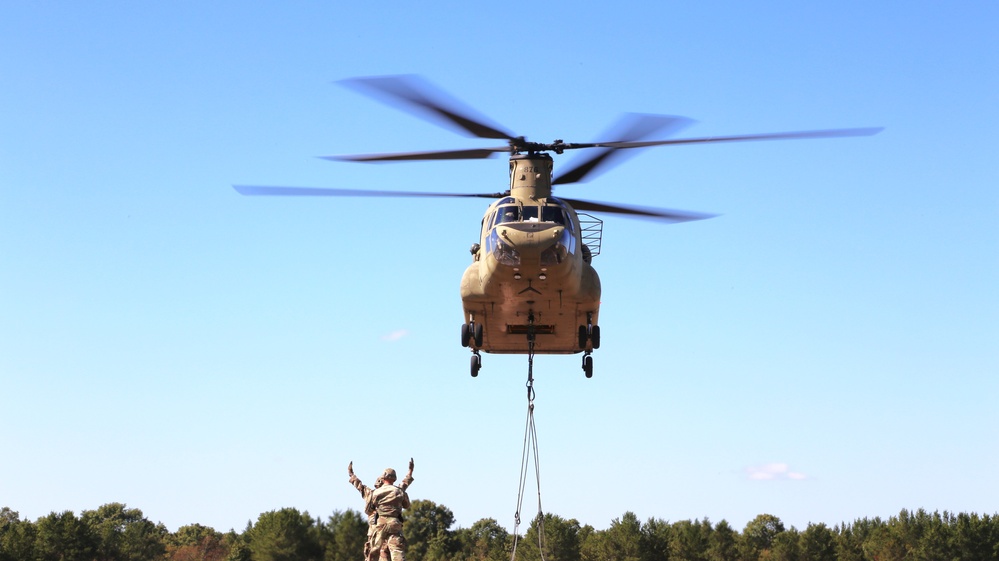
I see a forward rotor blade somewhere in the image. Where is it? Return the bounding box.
[560,197,717,223]
[340,75,515,140]
[553,114,695,185]
[233,185,505,199]
[321,146,510,162]
[591,127,883,150]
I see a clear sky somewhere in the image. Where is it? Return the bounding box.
[2,1,997,535]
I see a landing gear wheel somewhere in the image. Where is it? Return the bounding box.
[578,325,588,349]
[473,322,483,347]
[582,354,593,378]
[461,323,471,347]
[590,325,600,349]
[470,353,481,377]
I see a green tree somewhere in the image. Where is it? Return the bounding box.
[860,518,905,561]
[34,510,97,561]
[518,513,581,561]
[0,507,36,561]
[910,509,956,561]
[766,527,800,561]
[82,502,166,561]
[638,517,671,561]
[454,518,510,561]
[706,520,737,561]
[668,518,710,561]
[952,512,999,560]
[324,509,367,561]
[738,514,784,561]
[578,523,604,561]
[247,508,322,561]
[404,500,456,561]
[167,523,230,561]
[223,529,251,561]
[599,512,642,561]
[798,523,835,561]
[834,519,877,561]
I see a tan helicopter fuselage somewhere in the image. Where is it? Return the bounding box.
[460,154,600,354]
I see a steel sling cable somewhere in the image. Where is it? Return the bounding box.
[510,314,546,561]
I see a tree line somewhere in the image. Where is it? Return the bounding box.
[2,501,998,561]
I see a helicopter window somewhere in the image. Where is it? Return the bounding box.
[495,206,519,225]
[541,207,567,225]
[522,206,539,222]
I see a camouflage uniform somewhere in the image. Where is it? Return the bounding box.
[365,471,411,561]
[350,468,413,561]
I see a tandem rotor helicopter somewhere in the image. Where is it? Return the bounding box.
[235,75,881,378]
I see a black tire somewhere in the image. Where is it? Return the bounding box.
[583,355,593,378]
[473,322,483,347]
[578,325,588,349]
[461,323,471,347]
[590,325,601,349]
[470,354,480,377]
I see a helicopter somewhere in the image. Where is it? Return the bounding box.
[234,75,881,378]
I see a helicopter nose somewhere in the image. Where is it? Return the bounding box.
[499,226,561,252]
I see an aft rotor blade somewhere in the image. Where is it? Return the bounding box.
[553,114,695,185]
[233,185,505,199]
[340,75,515,140]
[321,146,510,162]
[591,127,884,150]
[560,197,717,223]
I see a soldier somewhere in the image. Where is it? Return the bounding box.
[366,465,412,561]
[349,459,414,561]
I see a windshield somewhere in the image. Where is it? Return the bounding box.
[541,206,566,224]
[491,203,572,227]
[494,205,519,225]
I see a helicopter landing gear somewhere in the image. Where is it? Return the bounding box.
[578,314,600,350]
[582,352,593,378]
[470,352,482,377]
[461,321,483,348]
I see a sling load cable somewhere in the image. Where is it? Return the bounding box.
[510,313,547,561]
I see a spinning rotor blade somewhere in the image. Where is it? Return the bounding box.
[559,197,717,223]
[591,127,884,150]
[553,114,695,185]
[233,185,505,199]
[340,75,515,140]
[322,146,510,162]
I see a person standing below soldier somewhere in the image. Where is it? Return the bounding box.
[366,464,412,561]
[349,459,414,561]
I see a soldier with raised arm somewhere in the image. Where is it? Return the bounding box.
[349,459,414,561]
[365,463,413,561]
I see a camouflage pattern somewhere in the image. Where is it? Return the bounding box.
[350,466,413,561]
[369,518,406,561]
[365,482,411,561]
[366,481,410,520]
[349,474,384,560]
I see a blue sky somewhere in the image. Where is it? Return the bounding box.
[2,2,997,534]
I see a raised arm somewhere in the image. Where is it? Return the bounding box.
[348,461,368,496]
[400,457,415,491]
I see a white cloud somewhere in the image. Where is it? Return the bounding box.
[746,462,807,481]
[380,329,410,342]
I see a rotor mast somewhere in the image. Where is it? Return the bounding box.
[509,153,554,200]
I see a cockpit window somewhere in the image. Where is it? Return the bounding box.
[495,205,519,225]
[541,206,566,224]
[491,203,573,228]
